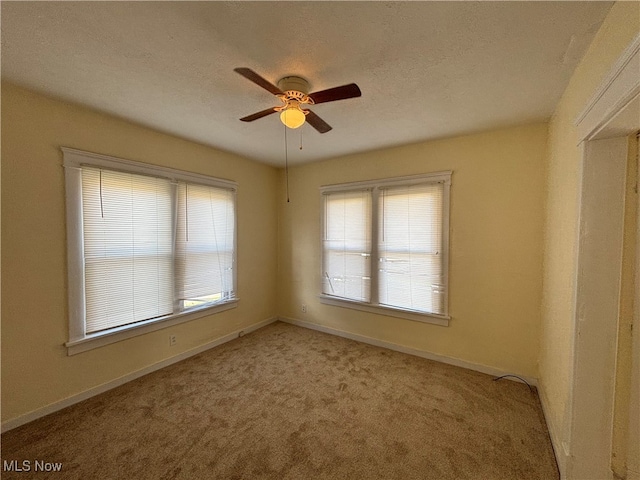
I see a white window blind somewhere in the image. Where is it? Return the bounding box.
[320,172,450,321]
[379,183,444,314]
[65,147,238,352]
[176,182,235,309]
[82,167,174,333]
[322,190,372,302]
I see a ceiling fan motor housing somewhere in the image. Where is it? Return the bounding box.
[276,76,314,113]
[277,76,310,95]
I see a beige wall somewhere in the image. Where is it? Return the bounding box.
[538,0,640,472]
[1,83,279,423]
[278,123,548,378]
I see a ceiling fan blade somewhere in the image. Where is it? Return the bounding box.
[304,110,332,134]
[234,67,283,96]
[240,107,278,122]
[309,83,361,105]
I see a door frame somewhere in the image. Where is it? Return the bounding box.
[569,33,640,480]
[627,132,640,480]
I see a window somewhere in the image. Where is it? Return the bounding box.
[175,183,235,311]
[81,167,175,334]
[322,190,372,302]
[321,172,451,325]
[64,148,237,353]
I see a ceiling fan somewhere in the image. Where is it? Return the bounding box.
[234,67,361,134]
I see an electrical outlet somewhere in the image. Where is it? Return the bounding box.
[302,304,307,313]
[169,335,177,346]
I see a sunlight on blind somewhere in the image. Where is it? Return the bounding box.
[322,190,372,302]
[175,183,235,309]
[379,183,444,314]
[82,168,174,333]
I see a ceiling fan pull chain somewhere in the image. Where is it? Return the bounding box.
[284,123,290,203]
[300,130,303,151]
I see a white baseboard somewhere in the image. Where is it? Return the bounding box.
[537,381,568,479]
[278,316,538,387]
[1,317,278,433]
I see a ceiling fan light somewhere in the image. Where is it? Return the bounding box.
[280,107,306,129]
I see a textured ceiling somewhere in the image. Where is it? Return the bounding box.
[1,1,612,167]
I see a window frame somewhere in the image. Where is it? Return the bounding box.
[63,147,238,355]
[319,172,451,327]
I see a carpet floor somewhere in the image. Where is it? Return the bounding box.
[1,321,559,479]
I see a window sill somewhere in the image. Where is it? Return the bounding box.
[65,299,239,355]
[318,295,449,326]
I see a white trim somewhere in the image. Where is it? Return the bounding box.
[575,32,640,126]
[66,300,239,355]
[441,176,451,313]
[61,147,237,190]
[569,137,627,480]
[575,33,640,143]
[1,317,278,433]
[279,316,537,386]
[320,171,452,193]
[64,161,86,341]
[319,294,449,326]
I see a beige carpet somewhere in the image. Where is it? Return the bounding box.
[1,321,559,479]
